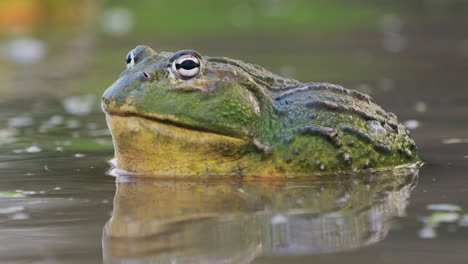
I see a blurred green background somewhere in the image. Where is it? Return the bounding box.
[0,0,466,100]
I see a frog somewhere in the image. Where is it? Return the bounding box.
[102,45,420,177]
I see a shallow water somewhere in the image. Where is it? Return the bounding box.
[1,1,468,263]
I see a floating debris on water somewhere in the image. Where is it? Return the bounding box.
[0,206,24,214]
[40,115,64,131]
[426,212,459,225]
[419,203,468,239]
[271,214,288,225]
[427,203,461,212]
[2,37,47,64]
[404,120,420,130]
[63,95,97,116]
[0,192,25,198]
[25,145,42,153]
[0,128,16,138]
[419,227,436,239]
[414,101,428,113]
[442,138,468,144]
[11,213,29,220]
[459,215,468,227]
[8,116,33,127]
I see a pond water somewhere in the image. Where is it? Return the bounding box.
[0,1,467,263]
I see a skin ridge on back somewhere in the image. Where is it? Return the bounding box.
[206,55,418,172]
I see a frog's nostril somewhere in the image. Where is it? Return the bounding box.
[140,72,151,81]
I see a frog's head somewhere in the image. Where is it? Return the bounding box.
[102,46,274,140]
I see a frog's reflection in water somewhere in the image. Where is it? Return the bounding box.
[103,167,418,264]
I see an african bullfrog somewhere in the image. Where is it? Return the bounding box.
[102,46,420,177]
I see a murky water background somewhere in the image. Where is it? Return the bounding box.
[0,1,467,263]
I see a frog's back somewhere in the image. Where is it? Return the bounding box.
[268,82,418,172]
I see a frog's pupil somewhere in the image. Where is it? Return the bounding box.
[176,59,199,70]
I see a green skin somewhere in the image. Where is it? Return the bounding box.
[102,46,419,175]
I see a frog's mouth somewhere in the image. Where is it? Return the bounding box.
[104,111,251,144]
[109,111,233,137]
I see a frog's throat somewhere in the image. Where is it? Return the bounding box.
[105,114,254,174]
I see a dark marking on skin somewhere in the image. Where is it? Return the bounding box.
[304,99,399,131]
[339,124,372,143]
[373,142,392,154]
[294,124,342,148]
[274,83,373,103]
[398,147,414,160]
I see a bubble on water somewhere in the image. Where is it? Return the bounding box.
[11,213,29,220]
[25,145,41,153]
[101,7,134,36]
[271,214,288,225]
[8,116,33,127]
[426,203,461,212]
[419,227,436,239]
[414,101,428,113]
[404,120,420,130]
[74,153,85,158]
[55,146,64,151]
[0,206,24,214]
[53,187,62,191]
[1,37,47,64]
[442,138,468,144]
[231,4,254,28]
[64,95,97,116]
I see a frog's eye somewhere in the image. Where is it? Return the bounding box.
[171,55,201,79]
[126,50,136,70]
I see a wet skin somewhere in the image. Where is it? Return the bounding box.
[102,46,419,177]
